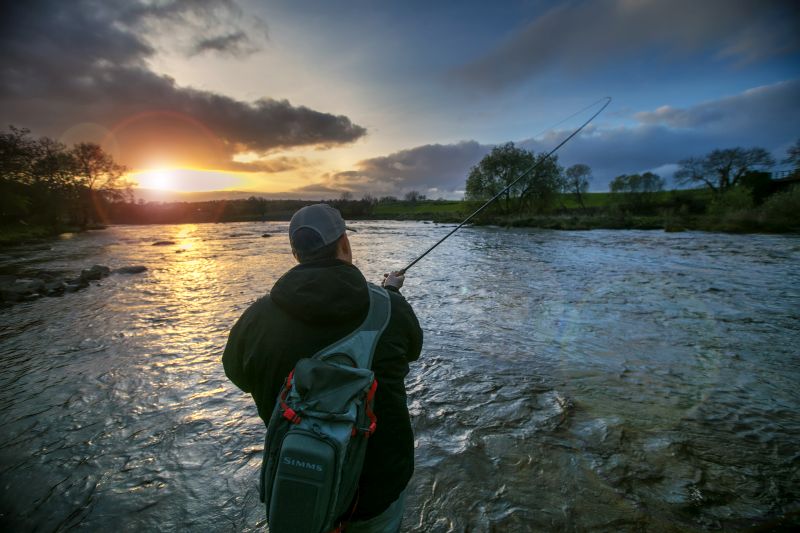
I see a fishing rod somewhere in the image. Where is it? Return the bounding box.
[397,96,612,275]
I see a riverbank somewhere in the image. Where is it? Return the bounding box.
[2,187,795,248]
[0,224,67,246]
[487,212,800,233]
[372,187,800,233]
[0,223,111,248]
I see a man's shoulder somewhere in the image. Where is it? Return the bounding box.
[235,292,279,327]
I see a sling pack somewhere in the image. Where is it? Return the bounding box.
[261,283,392,533]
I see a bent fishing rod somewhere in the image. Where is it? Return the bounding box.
[396,96,612,276]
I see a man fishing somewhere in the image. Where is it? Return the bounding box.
[223,203,423,532]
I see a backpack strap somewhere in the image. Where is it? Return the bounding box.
[312,283,392,369]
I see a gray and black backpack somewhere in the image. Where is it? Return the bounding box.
[261,283,392,533]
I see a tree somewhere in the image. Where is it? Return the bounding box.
[404,190,425,203]
[0,127,77,224]
[675,147,775,195]
[782,139,800,170]
[465,142,562,214]
[0,126,38,184]
[564,163,592,209]
[609,172,665,210]
[71,142,130,226]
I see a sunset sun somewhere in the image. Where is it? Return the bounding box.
[135,168,175,191]
[131,168,245,193]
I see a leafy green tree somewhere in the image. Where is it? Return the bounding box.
[609,172,665,211]
[465,142,562,214]
[564,163,592,208]
[466,143,534,214]
[521,152,563,213]
[675,147,774,195]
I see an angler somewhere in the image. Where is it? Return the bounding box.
[223,203,423,532]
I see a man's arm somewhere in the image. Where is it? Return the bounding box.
[222,306,257,393]
[382,270,423,362]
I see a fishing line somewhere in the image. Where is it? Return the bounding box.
[397,96,611,275]
[524,97,612,143]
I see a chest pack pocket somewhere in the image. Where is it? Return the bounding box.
[262,283,392,533]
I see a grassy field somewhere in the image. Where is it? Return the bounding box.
[371,200,468,221]
[371,190,711,218]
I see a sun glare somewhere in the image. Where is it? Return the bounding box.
[135,168,175,191]
[131,168,245,192]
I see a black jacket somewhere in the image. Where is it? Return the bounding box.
[222,258,423,519]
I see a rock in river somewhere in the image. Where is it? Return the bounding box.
[43,280,66,296]
[152,240,176,246]
[0,278,45,302]
[114,266,147,274]
[79,265,111,282]
[0,264,122,304]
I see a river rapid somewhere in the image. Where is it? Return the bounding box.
[1,221,798,532]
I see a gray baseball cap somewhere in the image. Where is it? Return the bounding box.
[289,203,356,249]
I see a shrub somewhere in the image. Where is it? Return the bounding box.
[707,186,753,217]
[758,186,800,230]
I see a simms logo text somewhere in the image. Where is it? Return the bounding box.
[283,457,323,472]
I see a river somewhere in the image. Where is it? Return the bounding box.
[1,221,798,531]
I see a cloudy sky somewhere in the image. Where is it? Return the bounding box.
[1,0,798,198]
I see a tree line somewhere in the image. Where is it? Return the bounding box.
[464,140,799,216]
[2,122,798,232]
[1,126,131,228]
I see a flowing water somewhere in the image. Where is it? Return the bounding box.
[0,221,798,532]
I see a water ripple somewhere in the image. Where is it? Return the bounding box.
[0,223,798,530]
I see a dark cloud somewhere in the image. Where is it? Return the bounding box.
[292,183,348,196]
[455,0,800,91]
[326,141,491,196]
[633,79,800,132]
[0,0,364,170]
[229,156,311,173]
[515,79,800,188]
[121,0,269,58]
[190,32,257,57]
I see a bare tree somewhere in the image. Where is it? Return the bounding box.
[404,190,422,203]
[71,143,130,226]
[675,147,774,195]
[564,163,592,209]
[782,139,800,170]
